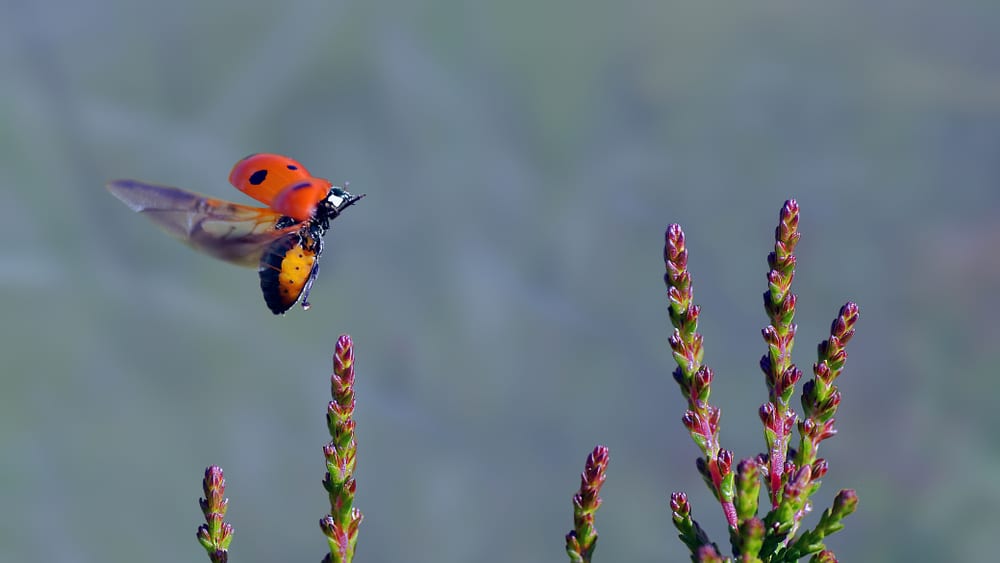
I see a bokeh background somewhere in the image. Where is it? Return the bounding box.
[3,1,999,561]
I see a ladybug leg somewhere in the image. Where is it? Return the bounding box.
[299,226,325,311]
[299,263,320,311]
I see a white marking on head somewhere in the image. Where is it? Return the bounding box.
[326,193,345,207]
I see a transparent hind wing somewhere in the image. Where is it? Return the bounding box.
[107,179,299,267]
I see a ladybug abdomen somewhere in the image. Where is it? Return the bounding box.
[259,232,320,314]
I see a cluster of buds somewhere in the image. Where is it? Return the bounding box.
[664,223,738,529]
[661,200,859,561]
[196,466,234,563]
[565,446,610,563]
[795,303,859,473]
[759,200,804,505]
[321,334,364,563]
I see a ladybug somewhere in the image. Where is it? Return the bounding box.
[107,153,364,315]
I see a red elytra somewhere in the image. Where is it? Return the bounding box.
[271,178,333,222]
[229,153,312,206]
[230,154,332,221]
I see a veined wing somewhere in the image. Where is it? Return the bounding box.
[107,179,300,267]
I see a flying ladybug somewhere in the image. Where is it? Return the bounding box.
[107,153,364,315]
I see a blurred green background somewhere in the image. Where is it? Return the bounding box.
[3,1,999,561]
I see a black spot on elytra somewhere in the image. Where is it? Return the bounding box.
[249,169,268,185]
[287,164,298,170]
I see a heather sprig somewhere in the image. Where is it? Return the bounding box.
[661,200,859,562]
[664,224,738,529]
[776,490,858,562]
[759,200,803,507]
[566,445,610,563]
[321,334,364,563]
[196,466,233,563]
[794,302,859,474]
[670,492,718,555]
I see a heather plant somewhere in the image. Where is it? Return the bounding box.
[564,200,859,562]
[196,334,363,563]
[192,200,858,563]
